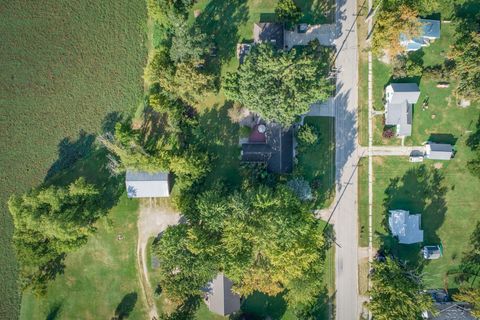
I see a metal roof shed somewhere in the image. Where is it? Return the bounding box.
[425,143,453,160]
[125,170,170,198]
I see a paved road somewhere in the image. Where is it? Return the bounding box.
[332,0,361,318]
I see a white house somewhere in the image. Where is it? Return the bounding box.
[388,209,424,244]
[385,83,421,137]
[125,170,170,198]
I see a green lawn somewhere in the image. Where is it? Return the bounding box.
[372,22,480,146]
[296,117,336,209]
[20,194,147,320]
[358,158,369,247]
[369,153,480,289]
[0,1,147,318]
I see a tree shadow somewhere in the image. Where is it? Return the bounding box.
[45,301,62,320]
[241,291,288,320]
[159,295,200,320]
[194,0,249,82]
[194,102,241,189]
[379,165,448,270]
[466,115,480,151]
[112,292,137,320]
[428,133,457,145]
[297,0,336,24]
[44,130,96,181]
[292,287,332,320]
[44,113,125,212]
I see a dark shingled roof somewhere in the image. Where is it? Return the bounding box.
[253,23,285,49]
[241,123,293,174]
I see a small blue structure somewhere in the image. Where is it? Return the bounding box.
[400,19,441,52]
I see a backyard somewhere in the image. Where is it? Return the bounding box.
[20,194,147,320]
[0,1,147,318]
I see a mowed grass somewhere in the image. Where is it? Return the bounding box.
[369,153,480,289]
[358,157,369,247]
[0,1,146,318]
[371,23,480,146]
[296,117,336,209]
[20,194,147,320]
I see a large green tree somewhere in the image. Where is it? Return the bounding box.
[367,257,435,319]
[275,0,302,29]
[451,31,480,102]
[224,43,332,127]
[149,50,214,106]
[170,20,212,63]
[9,178,102,293]
[98,120,169,173]
[154,185,327,307]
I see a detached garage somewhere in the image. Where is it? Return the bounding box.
[125,170,170,198]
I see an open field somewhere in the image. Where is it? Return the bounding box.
[20,194,147,320]
[0,1,147,318]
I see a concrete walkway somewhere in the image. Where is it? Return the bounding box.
[361,146,425,156]
[307,98,335,117]
[284,24,336,48]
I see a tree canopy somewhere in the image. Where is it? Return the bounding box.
[170,20,212,63]
[453,287,480,318]
[367,257,434,319]
[275,0,302,29]
[154,185,328,307]
[224,43,332,127]
[372,4,421,56]
[9,178,102,293]
[451,31,480,102]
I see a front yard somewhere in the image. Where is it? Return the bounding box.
[296,116,336,209]
[370,22,480,146]
[366,152,480,289]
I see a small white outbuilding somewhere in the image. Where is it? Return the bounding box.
[125,170,170,198]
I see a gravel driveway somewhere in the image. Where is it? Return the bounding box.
[136,200,181,320]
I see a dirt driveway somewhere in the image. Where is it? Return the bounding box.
[136,199,181,320]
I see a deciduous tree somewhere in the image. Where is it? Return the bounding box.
[9,178,102,293]
[367,257,435,319]
[453,287,480,318]
[275,0,302,29]
[170,20,212,63]
[451,31,480,102]
[372,5,421,56]
[224,43,332,127]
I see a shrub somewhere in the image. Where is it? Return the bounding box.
[287,178,313,201]
[383,127,395,139]
[297,124,319,145]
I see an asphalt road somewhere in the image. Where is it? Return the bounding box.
[332,0,361,318]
